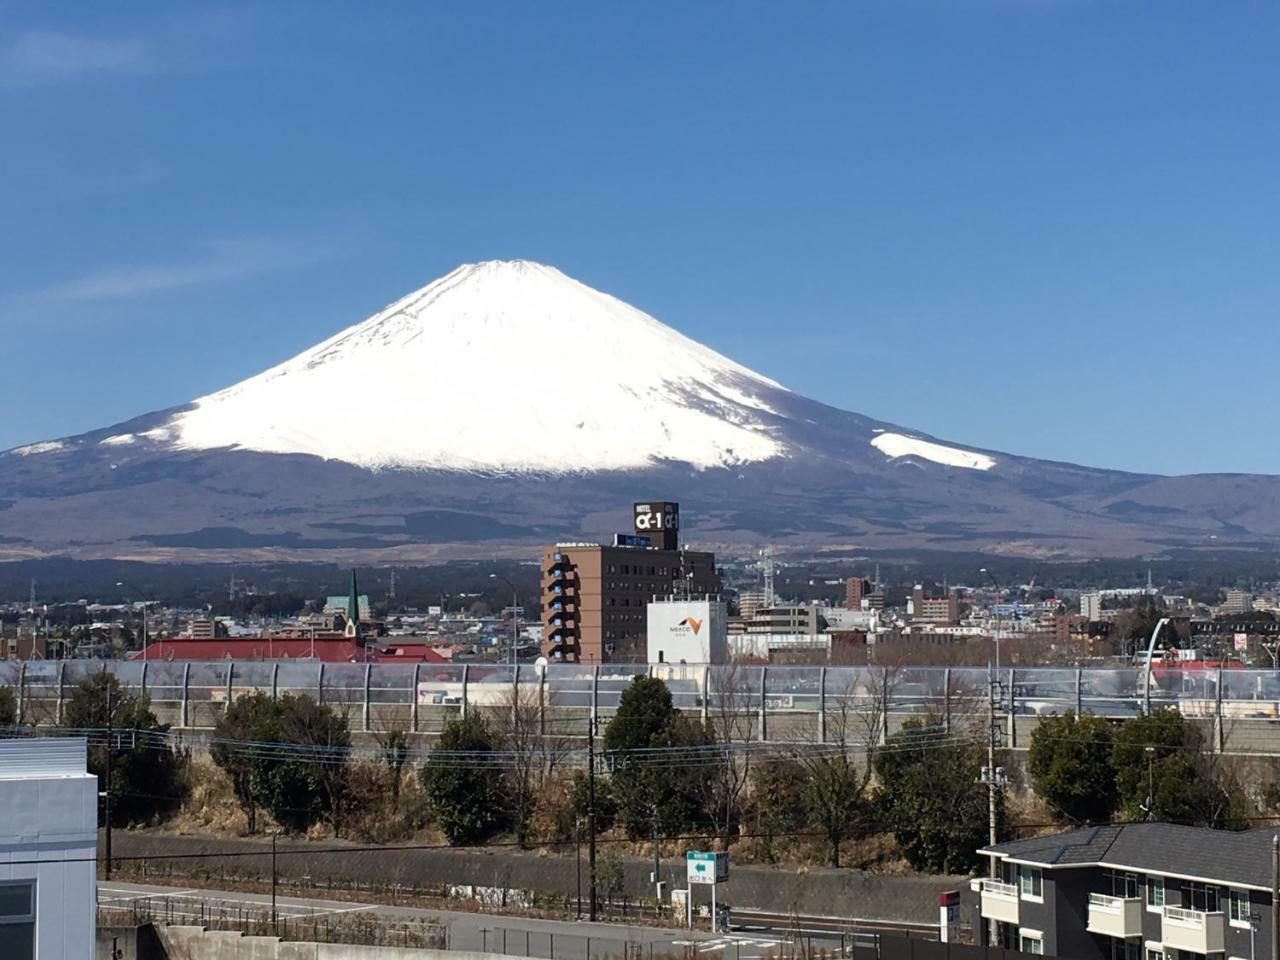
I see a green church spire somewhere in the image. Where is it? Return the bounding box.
[347,569,360,625]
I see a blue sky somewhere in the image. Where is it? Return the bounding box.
[2,2,1277,475]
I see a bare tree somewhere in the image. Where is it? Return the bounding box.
[793,666,899,867]
[703,664,756,845]
[493,682,574,846]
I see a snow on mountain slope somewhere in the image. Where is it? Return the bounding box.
[870,432,996,470]
[165,260,789,473]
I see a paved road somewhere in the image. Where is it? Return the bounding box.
[98,881,801,960]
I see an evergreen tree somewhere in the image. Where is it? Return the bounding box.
[604,676,710,839]
[874,720,994,874]
[1112,709,1242,828]
[1027,711,1118,825]
[66,672,186,827]
[419,713,507,844]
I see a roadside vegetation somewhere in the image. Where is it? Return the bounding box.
[9,673,1266,877]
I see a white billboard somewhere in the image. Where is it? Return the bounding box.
[646,598,728,664]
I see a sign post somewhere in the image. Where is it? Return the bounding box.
[687,851,729,932]
[939,890,960,942]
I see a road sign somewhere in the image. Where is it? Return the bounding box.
[687,851,729,885]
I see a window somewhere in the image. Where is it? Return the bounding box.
[1019,932,1044,955]
[1107,870,1139,899]
[1109,940,1140,960]
[0,881,34,960]
[1229,888,1251,927]
[1184,882,1219,913]
[1145,951,1163,960]
[1019,866,1043,900]
[1147,876,1165,910]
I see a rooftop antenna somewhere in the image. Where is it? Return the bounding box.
[28,579,36,615]
[389,569,397,601]
[874,563,881,592]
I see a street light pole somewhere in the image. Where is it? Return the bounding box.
[116,581,150,660]
[489,574,519,667]
[980,569,1001,676]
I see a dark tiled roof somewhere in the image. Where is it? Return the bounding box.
[982,823,1279,888]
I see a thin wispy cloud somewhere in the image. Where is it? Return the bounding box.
[1,30,148,84]
[22,238,337,305]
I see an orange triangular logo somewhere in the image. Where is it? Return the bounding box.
[681,616,703,634]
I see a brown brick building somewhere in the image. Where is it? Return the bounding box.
[542,543,720,663]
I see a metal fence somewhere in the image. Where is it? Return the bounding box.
[8,661,1280,754]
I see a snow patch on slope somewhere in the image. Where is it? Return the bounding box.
[871,433,996,471]
[12,441,66,456]
[167,260,790,473]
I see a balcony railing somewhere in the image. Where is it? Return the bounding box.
[974,879,1020,925]
[1163,906,1225,955]
[1087,893,1143,939]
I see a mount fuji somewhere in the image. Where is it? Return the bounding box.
[4,259,1280,561]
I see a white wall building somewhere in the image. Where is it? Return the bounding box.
[646,597,728,663]
[1080,591,1102,620]
[0,738,97,959]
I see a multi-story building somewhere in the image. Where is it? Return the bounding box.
[846,576,873,610]
[542,543,719,662]
[1223,590,1254,616]
[971,823,1276,959]
[1081,591,1104,621]
[742,604,827,636]
[542,503,719,663]
[911,585,960,625]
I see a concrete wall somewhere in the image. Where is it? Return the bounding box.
[159,925,523,960]
[98,924,166,960]
[113,830,960,925]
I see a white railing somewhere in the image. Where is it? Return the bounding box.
[981,880,1018,899]
[1163,905,1225,955]
[1089,893,1125,913]
[1164,906,1207,926]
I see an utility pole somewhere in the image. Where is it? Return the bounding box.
[587,715,598,922]
[986,672,999,861]
[489,574,520,666]
[104,681,113,881]
[1271,834,1278,960]
[979,670,1006,945]
[651,804,662,903]
[271,831,279,934]
[575,818,583,920]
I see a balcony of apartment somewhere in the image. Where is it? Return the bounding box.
[1086,893,1143,939]
[1162,906,1225,955]
[970,879,1020,925]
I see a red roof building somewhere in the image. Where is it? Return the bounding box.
[131,636,446,663]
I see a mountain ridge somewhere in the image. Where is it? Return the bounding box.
[3,260,1279,561]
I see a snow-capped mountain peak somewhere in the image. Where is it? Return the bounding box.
[164,260,791,472]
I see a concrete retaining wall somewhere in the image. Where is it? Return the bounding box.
[98,924,166,960]
[159,925,522,960]
[113,830,960,925]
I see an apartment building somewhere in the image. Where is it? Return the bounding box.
[971,823,1276,960]
[1082,591,1104,621]
[911,585,960,625]
[1223,590,1254,616]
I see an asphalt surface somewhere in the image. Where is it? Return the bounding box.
[98,881,804,960]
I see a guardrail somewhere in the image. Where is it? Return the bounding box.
[4,661,1279,752]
